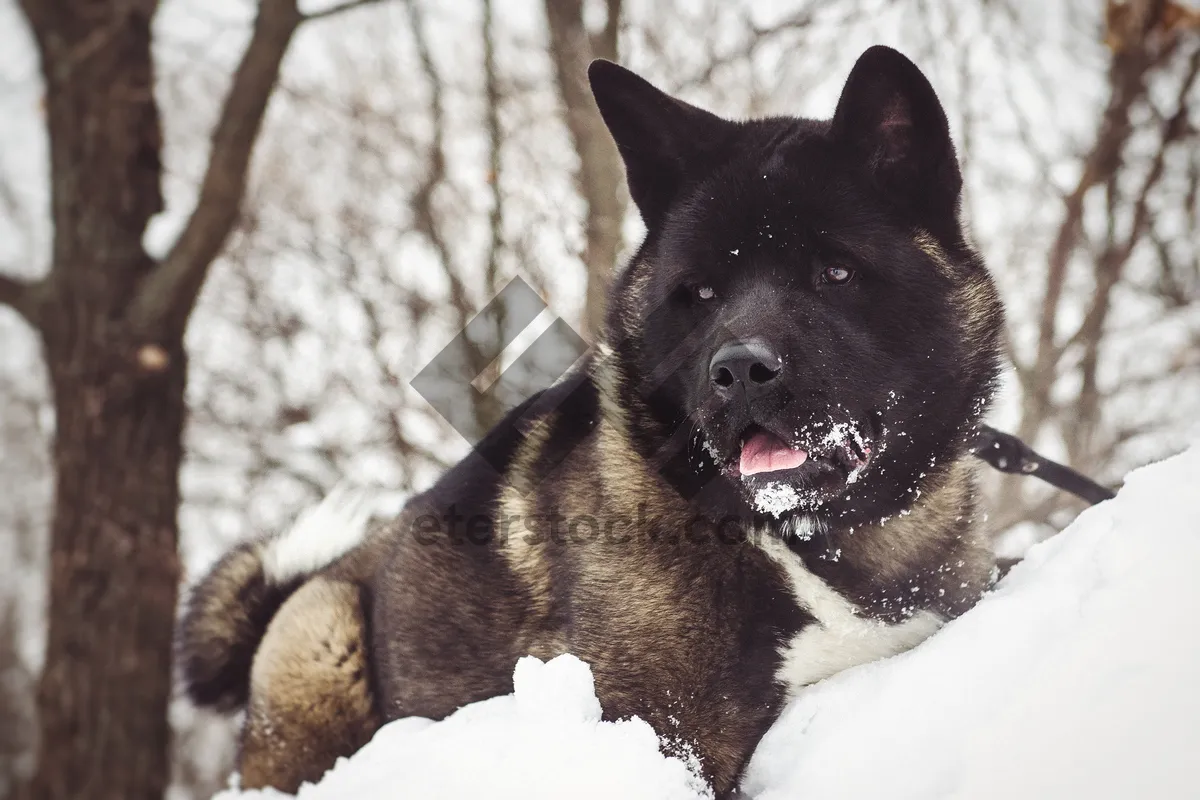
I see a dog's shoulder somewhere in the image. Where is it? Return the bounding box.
[402,361,601,517]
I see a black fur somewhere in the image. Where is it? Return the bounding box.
[599,48,1000,532]
[362,46,1003,794]
[185,46,1006,798]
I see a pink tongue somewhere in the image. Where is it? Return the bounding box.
[739,432,807,476]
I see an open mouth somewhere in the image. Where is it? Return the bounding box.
[734,424,872,482]
[692,421,876,521]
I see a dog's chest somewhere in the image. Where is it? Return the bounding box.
[756,537,943,700]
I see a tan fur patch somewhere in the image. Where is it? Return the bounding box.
[623,261,651,323]
[956,271,1003,345]
[912,230,1003,365]
[239,577,380,793]
[913,229,954,278]
[592,355,635,445]
[498,413,565,660]
[837,458,993,614]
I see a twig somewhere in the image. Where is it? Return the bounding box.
[482,0,504,296]
[403,0,470,320]
[303,0,386,22]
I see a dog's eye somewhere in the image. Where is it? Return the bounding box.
[693,285,716,301]
[821,265,855,285]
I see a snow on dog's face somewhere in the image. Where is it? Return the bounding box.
[592,48,1004,532]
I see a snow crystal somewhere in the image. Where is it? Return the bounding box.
[818,420,864,452]
[753,482,800,517]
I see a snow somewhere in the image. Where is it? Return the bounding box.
[753,481,801,517]
[217,654,712,800]
[218,446,1200,800]
[744,444,1200,800]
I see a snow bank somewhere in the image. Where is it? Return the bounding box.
[217,654,711,800]
[744,445,1200,800]
[219,446,1200,800]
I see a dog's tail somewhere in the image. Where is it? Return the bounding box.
[176,486,374,710]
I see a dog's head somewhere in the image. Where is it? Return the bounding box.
[592,47,1004,531]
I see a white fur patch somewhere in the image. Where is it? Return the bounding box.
[756,535,943,699]
[261,484,375,585]
[779,515,825,542]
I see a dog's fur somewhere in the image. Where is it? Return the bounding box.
[177,46,1004,796]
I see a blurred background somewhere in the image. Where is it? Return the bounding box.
[0,0,1197,798]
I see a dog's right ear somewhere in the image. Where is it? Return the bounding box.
[588,60,733,229]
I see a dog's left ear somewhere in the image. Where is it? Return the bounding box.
[831,46,962,234]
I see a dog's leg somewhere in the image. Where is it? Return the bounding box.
[238,576,381,793]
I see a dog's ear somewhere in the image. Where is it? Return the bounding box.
[831,46,962,235]
[588,60,733,229]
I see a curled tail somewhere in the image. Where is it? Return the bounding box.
[177,486,374,710]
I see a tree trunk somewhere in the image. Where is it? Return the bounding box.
[14,1,180,795]
[11,0,307,795]
[27,321,185,799]
[544,0,626,340]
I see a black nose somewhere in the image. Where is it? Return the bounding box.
[709,339,783,394]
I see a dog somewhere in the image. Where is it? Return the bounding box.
[178,45,1004,797]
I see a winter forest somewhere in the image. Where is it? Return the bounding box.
[1,0,1199,798]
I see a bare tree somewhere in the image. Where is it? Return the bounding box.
[0,1,384,797]
[993,0,1200,533]
[544,0,626,338]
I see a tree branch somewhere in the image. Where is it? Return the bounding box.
[303,0,387,22]
[0,273,27,307]
[0,272,40,327]
[1015,0,1165,446]
[404,0,470,319]
[128,0,303,337]
[673,1,832,93]
[482,0,504,296]
[588,0,622,62]
[1062,43,1200,463]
